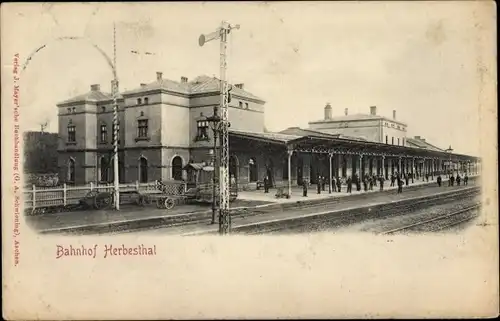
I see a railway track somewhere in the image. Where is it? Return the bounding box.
[236,188,480,235]
[51,185,479,236]
[381,204,480,234]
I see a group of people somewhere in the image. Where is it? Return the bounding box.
[299,172,415,196]
[264,170,471,198]
[436,173,468,187]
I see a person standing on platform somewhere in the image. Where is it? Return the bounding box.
[355,175,361,192]
[450,175,455,186]
[437,175,442,187]
[337,177,342,193]
[425,173,429,182]
[302,179,308,197]
[390,174,395,187]
[346,176,352,193]
[464,174,468,186]
[322,176,326,191]
[369,176,374,190]
[317,175,322,194]
[397,176,403,194]
[331,176,336,193]
[264,175,270,193]
[379,175,384,191]
[372,174,377,187]
[405,174,409,186]
[363,176,368,191]
[456,175,461,186]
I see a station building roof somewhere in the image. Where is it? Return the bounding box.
[309,113,408,127]
[57,87,123,106]
[406,136,444,152]
[122,75,265,102]
[58,75,264,105]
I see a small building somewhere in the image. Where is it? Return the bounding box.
[309,104,408,146]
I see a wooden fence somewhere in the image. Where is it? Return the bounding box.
[23,181,187,210]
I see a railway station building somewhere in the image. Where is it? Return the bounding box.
[56,72,480,193]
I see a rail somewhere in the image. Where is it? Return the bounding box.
[23,180,187,210]
[381,203,480,234]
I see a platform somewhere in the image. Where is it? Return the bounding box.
[25,175,478,234]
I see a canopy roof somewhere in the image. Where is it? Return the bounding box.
[228,130,479,161]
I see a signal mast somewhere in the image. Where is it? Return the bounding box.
[199,21,240,234]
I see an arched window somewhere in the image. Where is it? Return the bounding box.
[144,97,149,104]
[385,135,388,144]
[171,156,183,181]
[249,158,258,182]
[392,137,394,145]
[67,158,75,183]
[137,98,142,105]
[138,157,148,183]
[100,157,109,182]
[397,138,400,146]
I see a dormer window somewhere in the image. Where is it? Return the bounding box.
[137,98,142,105]
[144,97,149,104]
[101,106,106,113]
[67,108,71,113]
[72,107,76,113]
[245,103,249,109]
[239,101,243,108]
[196,120,209,141]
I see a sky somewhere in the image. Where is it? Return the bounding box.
[2,2,495,156]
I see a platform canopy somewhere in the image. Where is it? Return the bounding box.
[229,130,479,162]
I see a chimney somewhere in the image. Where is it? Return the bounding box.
[90,84,100,91]
[156,72,163,81]
[181,76,188,83]
[370,106,377,115]
[344,108,348,116]
[140,83,147,87]
[235,83,244,89]
[392,110,396,120]
[414,136,421,139]
[324,102,332,120]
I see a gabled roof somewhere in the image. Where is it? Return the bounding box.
[122,78,191,96]
[121,75,265,102]
[57,90,115,105]
[189,75,264,102]
[406,137,444,152]
[58,74,264,105]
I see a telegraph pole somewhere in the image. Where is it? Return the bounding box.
[112,23,120,210]
[199,21,240,234]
